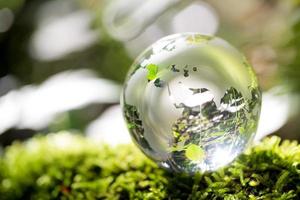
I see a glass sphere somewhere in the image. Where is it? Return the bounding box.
[122,33,261,173]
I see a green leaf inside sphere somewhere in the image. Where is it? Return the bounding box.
[185,144,205,161]
[146,64,159,81]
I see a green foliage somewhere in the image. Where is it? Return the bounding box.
[146,64,159,81]
[185,144,205,162]
[0,132,299,200]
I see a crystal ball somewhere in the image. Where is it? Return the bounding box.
[121,33,261,173]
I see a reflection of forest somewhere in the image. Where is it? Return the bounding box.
[170,87,260,171]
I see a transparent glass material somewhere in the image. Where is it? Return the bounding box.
[122,33,261,173]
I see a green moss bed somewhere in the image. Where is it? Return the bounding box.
[0,132,299,200]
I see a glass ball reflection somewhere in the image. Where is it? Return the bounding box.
[122,33,261,173]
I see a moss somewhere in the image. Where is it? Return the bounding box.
[0,132,299,200]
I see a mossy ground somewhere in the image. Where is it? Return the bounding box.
[0,132,299,200]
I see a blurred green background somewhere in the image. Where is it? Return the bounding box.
[0,0,300,147]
